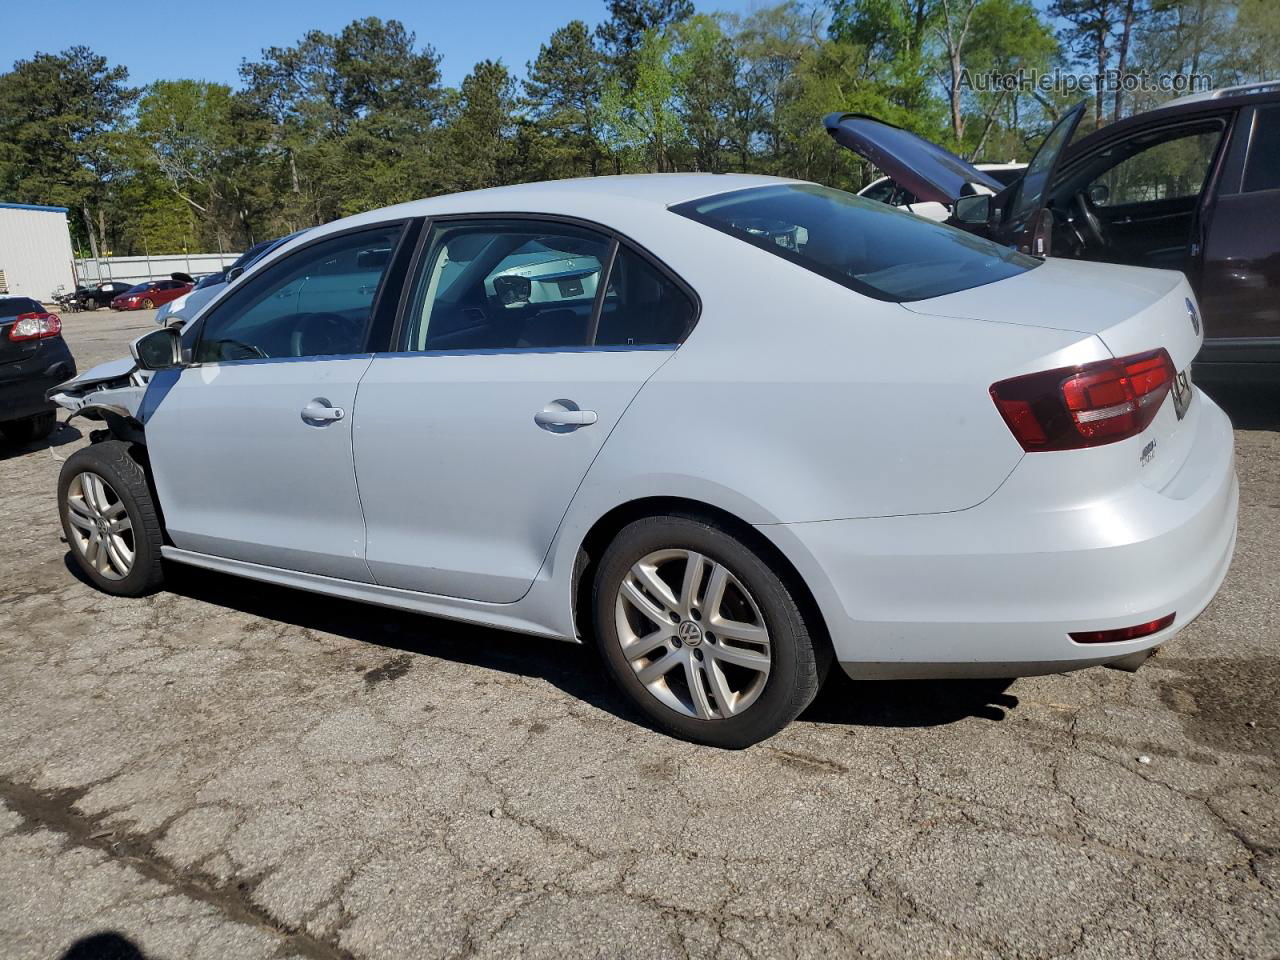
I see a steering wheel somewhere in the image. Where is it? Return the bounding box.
[1073,191,1109,250]
[291,313,353,357]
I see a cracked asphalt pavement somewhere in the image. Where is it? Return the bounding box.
[1,308,1277,959]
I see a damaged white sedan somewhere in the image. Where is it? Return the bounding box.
[50,172,1237,748]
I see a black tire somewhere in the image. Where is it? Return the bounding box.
[58,440,165,597]
[1,411,56,444]
[593,514,828,748]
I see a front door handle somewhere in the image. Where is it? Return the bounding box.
[301,398,345,423]
[535,400,597,433]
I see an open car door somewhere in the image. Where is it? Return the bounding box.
[825,102,1087,256]
[985,101,1087,255]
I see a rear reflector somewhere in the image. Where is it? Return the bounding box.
[991,348,1175,451]
[1070,613,1175,644]
[8,312,62,341]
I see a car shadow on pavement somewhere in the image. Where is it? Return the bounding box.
[801,672,1018,726]
[0,418,81,462]
[1199,381,1280,431]
[148,563,1020,735]
[59,931,149,959]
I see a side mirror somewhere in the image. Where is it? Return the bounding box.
[225,266,244,283]
[130,327,182,371]
[1088,183,1110,206]
[953,194,992,225]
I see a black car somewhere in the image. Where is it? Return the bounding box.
[71,281,134,311]
[0,297,76,443]
[828,81,1280,382]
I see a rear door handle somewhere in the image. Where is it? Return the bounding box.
[535,400,597,432]
[301,398,345,423]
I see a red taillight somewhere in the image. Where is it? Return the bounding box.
[1070,613,1175,644]
[7,312,61,341]
[990,348,1175,451]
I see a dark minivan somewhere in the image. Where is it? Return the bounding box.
[828,82,1280,382]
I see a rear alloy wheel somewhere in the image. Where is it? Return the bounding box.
[58,440,165,596]
[594,515,826,748]
[0,411,56,444]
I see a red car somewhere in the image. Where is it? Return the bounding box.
[110,278,192,311]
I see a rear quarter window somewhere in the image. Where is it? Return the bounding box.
[672,183,1038,302]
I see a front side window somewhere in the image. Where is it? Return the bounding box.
[1089,127,1224,206]
[673,183,1038,302]
[195,225,402,362]
[401,220,695,352]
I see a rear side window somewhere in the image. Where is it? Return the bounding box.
[0,298,43,317]
[672,183,1038,302]
[1244,107,1280,193]
[400,219,694,352]
[595,247,695,346]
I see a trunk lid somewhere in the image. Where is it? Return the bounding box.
[903,258,1203,372]
[906,258,1206,491]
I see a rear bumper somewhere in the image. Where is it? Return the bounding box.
[760,393,1239,679]
[0,341,76,422]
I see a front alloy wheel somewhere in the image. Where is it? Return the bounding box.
[595,515,827,748]
[65,471,135,580]
[58,440,165,596]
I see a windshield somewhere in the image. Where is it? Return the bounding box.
[0,298,43,317]
[672,183,1038,301]
[124,283,156,295]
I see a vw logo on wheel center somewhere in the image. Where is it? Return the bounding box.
[678,620,703,646]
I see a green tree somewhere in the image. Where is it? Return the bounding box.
[439,60,519,192]
[597,0,696,88]
[523,21,606,177]
[0,46,135,257]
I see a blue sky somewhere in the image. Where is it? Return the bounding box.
[3,0,764,89]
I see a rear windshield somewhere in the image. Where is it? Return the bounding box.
[671,183,1038,302]
[0,297,43,317]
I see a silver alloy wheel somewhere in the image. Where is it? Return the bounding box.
[614,549,772,720]
[65,471,135,581]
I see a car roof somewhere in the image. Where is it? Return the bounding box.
[293,174,800,247]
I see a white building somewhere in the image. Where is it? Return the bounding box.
[0,202,77,301]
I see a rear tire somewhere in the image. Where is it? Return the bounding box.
[1,411,56,444]
[58,441,165,597]
[593,514,826,748]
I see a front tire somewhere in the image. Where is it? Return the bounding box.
[1,411,56,444]
[140,298,155,310]
[593,515,826,748]
[58,441,165,596]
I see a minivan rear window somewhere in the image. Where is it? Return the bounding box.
[672,183,1038,302]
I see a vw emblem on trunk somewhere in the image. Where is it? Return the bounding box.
[1186,297,1201,335]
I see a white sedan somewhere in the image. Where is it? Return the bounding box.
[51,173,1237,748]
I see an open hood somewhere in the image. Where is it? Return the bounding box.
[823,113,1005,205]
[825,102,1088,253]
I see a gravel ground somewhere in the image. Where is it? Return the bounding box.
[1,307,1276,960]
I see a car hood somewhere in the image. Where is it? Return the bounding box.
[55,356,138,392]
[824,113,1005,205]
